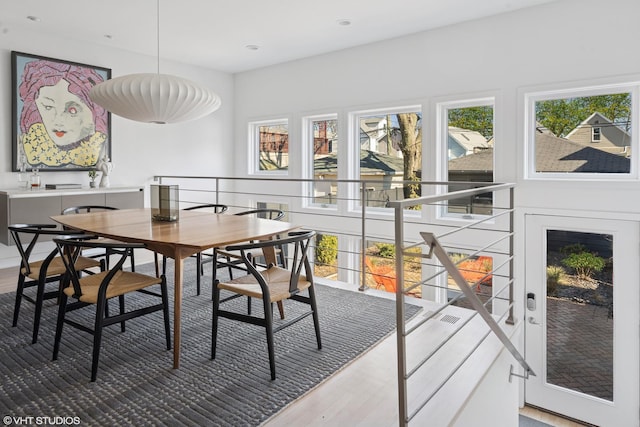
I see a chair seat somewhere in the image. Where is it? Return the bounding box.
[63,270,162,304]
[23,256,101,280]
[217,265,311,302]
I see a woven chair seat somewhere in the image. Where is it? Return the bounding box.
[23,256,101,280]
[63,270,162,304]
[218,265,311,302]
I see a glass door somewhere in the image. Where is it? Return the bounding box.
[524,214,639,426]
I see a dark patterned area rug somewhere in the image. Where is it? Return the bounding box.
[0,260,420,426]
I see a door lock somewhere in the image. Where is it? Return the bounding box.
[526,292,536,311]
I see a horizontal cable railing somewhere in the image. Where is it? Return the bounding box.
[153,175,531,425]
[388,184,533,426]
[154,175,506,291]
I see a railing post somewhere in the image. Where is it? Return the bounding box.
[359,184,367,291]
[507,186,515,325]
[215,178,220,205]
[394,204,408,427]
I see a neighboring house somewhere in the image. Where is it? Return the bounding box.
[448,148,494,182]
[360,117,489,161]
[448,130,630,181]
[536,130,630,173]
[259,129,289,153]
[314,150,405,206]
[314,149,404,183]
[448,127,491,159]
[447,130,630,213]
[316,122,490,206]
[259,128,290,170]
[565,112,631,157]
[359,118,402,157]
[313,121,336,155]
[447,147,494,214]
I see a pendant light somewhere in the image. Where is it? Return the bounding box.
[89,0,221,124]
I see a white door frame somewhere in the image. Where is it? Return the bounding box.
[524,213,639,427]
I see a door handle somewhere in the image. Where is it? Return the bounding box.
[528,316,540,325]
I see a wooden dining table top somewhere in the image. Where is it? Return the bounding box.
[51,208,297,259]
[51,207,299,368]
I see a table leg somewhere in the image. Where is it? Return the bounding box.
[173,257,184,369]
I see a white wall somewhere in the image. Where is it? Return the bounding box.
[0,28,235,190]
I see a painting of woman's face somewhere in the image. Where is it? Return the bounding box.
[12,52,111,171]
[35,79,96,147]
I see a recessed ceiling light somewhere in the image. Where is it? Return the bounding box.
[246,44,260,51]
[26,16,41,22]
[337,19,351,26]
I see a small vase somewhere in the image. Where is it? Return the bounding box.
[90,181,96,188]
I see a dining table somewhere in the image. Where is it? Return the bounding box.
[51,207,299,368]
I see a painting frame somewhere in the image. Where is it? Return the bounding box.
[11,51,111,172]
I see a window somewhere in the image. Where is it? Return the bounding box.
[304,115,338,207]
[249,119,289,173]
[437,97,495,217]
[525,84,636,178]
[545,229,613,400]
[592,127,602,142]
[351,107,422,210]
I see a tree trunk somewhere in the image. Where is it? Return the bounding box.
[396,113,422,199]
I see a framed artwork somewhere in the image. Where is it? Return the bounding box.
[11,51,111,172]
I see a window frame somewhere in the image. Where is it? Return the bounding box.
[302,113,339,210]
[435,96,496,221]
[248,117,290,176]
[524,82,639,181]
[347,105,423,215]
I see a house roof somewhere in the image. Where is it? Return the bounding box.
[314,150,404,175]
[448,132,630,173]
[448,148,494,172]
[535,132,630,172]
[448,127,490,153]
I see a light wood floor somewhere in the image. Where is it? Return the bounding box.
[0,261,583,426]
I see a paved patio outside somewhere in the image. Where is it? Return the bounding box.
[546,297,613,401]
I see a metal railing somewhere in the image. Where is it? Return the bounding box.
[388,183,533,426]
[153,175,505,290]
[153,175,531,425]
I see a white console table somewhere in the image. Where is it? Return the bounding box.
[0,187,144,245]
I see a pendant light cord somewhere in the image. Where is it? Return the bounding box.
[156,0,160,74]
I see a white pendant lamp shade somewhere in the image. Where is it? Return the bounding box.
[89,73,222,124]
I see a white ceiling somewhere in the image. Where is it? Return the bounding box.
[1,0,557,73]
